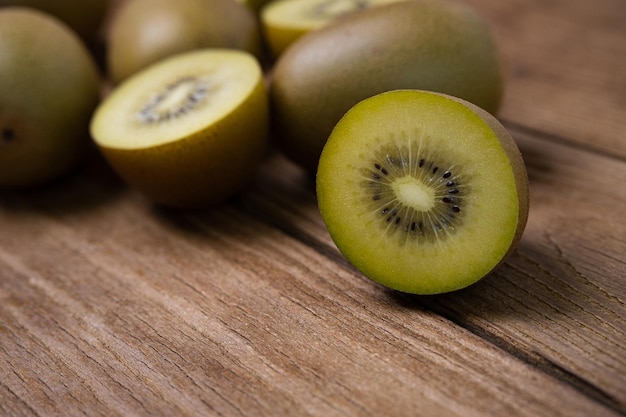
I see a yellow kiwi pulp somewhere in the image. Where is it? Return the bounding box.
[91,49,268,208]
[0,7,100,188]
[316,90,529,294]
[261,0,404,57]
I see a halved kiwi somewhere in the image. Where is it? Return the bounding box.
[317,90,529,294]
[90,49,268,208]
[261,0,402,57]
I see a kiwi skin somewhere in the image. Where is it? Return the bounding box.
[316,90,529,294]
[107,0,264,84]
[0,7,101,188]
[271,0,504,173]
[0,0,109,45]
[93,67,269,209]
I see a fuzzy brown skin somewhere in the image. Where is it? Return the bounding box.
[270,0,504,173]
[107,0,263,84]
[1,0,109,45]
[0,8,101,188]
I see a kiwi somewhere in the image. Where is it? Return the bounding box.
[316,90,529,294]
[237,0,274,13]
[107,0,263,84]
[0,7,101,188]
[271,0,504,173]
[0,0,109,45]
[261,0,403,57]
[90,49,268,208]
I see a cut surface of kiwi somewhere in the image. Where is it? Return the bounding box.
[91,49,268,208]
[316,90,529,294]
[261,0,402,57]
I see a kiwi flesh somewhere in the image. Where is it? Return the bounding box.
[271,0,504,173]
[261,0,403,57]
[107,0,263,84]
[0,7,101,188]
[90,49,268,208]
[316,90,529,294]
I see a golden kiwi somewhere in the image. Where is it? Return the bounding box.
[0,7,100,188]
[90,49,268,208]
[271,0,504,172]
[107,0,263,84]
[317,90,529,294]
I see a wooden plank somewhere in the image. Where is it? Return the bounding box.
[464,0,626,159]
[0,149,621,416]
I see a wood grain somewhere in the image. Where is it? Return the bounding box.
[1,0,625,416]
[0,148,623,417]
[465,0,626,159]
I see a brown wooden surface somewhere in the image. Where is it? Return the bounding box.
[1,0,625,416]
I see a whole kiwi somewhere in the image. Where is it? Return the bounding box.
[271,0,504,172]
[0,8,101,188]
[107,0,264,83]
[0,0,109,45]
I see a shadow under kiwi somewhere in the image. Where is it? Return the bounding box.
[383,233,598,331]
[0,146,126,216]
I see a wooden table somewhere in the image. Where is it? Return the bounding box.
[1,0,625,416]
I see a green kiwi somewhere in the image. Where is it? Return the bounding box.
[90,49,268,208]
[0,0,109,45]
[0,7,101,188]
[107,0,263,84]
[316,90,529,294]
[271,0,504,173]
[261,0,403,57]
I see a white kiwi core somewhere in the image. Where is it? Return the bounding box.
[91,49,262,150]
[392,176,435,212]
